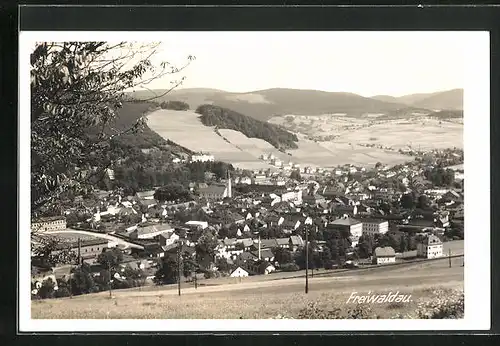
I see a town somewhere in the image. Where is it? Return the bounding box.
[30,147,464,299]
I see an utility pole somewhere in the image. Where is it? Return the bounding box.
[305,224,309,294]
[77,237,81,267]
[177,241,182,296]
[108,261,113,299]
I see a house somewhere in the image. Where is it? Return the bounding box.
[281,190,303,204]
[417,234,443,259]
[239,177,252,185]
[129,223,175,240]
[138,199,157,209]
[264,264,276,275]
[198,184,228,200]
[359,219,389,236]
[135,190,156,200]
[302,194,327,206]
[252,238,278,251]
[157,231,180,247]
[191,154,215,163]
[230,267,249,278]
[289,235,304,252]
[250,248,275,262]
[328,217,363,238]
[51,237,109,261]
[31,216,67,232]
[185,220,208,229]
[373,246,396,265]
[276,238,290,248]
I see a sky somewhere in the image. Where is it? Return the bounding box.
[130,32,465,97]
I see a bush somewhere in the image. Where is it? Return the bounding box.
[297,302,378,319]
[160,100,190,111]
[297,302,342,319]
[323,260,335,270]
[204,270,222,279]
[280,263,300,272]
[415,288,464,319]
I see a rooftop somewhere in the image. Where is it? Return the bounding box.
[330,217,362,226]
[374,246,396,257]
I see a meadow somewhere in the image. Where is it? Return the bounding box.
[147,109,425,170]
[32,256,464,319]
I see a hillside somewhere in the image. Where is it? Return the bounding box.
[128,87,415,121]
[105,101,193,154]
[411,89,463,110]
[371,89,463,111]
[195,104,299,150]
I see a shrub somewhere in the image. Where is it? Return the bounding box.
[280,263,300,272]
[37,278,56,299]
[415,288,464,319]
[296,302,379,319]
[297,302,342,319]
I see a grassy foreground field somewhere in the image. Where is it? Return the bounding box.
[32,257,463,319]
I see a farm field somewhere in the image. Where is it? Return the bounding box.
[32,254,464,320]
[147,110,420,169]
[270,114,463,152]
[147,110,275,170]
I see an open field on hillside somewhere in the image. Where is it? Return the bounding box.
[271,115,463,152]
[147,110,416,169]
[337,119,463,150]
[32,255,463,319]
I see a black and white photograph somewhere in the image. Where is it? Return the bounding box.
[19,30,490,332]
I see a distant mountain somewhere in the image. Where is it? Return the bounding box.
[371,89,463,111]
[411,89,463,111]
[128,87,414,121]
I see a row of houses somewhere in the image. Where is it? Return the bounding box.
[373,234,444,265]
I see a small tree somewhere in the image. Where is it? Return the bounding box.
[290,169,302,181]
[38,277,56,299]
[97,248,124,272]
[154,256,179,285]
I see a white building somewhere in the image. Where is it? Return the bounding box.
[31,216,67,233]
[360,219,389,236]
[230,267,249,278]
[272,158,282,167]
[329,217,363,238]
[373,246,396,265]
[239,177,252,185]
[185,221,208,229]
[281,190,303,204]
[191,154,215,163]
[417,234,443,259]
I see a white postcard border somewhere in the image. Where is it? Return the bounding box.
[18,30,490,332]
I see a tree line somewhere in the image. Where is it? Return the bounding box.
[195,104,299,150]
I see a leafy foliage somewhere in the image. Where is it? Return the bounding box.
[195,104,299,150]
[424,167,455,187]
[415,288,464,319]
[160,100,190,111]
[154,256,179,285]
[97,247,124,270]
[30,41,192,217]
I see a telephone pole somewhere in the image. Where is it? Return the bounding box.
[305,225,309,294]
[108,261,113,299]
[177,241,182,296]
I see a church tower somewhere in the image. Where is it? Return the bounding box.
[227,170,232,198]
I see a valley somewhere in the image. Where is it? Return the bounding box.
[147,109,463,171]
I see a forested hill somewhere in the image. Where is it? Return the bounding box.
[195,104,299,150]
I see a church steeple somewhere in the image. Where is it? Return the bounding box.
[227,170,232,198]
